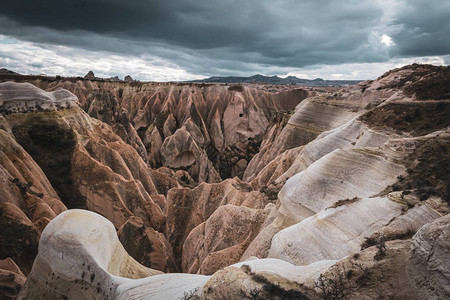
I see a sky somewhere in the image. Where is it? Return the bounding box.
[0,0,449,81]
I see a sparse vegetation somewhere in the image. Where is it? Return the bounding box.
[330,197,360,209]
[377,64,450,100]
[350,261,371,284]
[359,101,450,136]
[181,287,200,300]
[228,84,244,92]
[361,227,416,250]
[374,237,387,260]
[241,284,309,300]
[390,138,450,203]
[314,272,352,300]
[403,66,450,100]
[240,265,309,300]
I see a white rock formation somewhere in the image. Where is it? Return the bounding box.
[244,97,359,181]
[0,82,79,113]
[268,197,405,265]
[278,147,405,222]
[409,214,450,298]
[275,118,393,184]
[115,273,209,300]
[18,209,209,300]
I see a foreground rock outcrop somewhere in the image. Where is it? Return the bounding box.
[18,210,314,299]
[18,205,450,299]
[17,210,318,299]
[18,210,163,299]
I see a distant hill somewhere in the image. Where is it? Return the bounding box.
[0,68,19,75]
[191,74,362,86]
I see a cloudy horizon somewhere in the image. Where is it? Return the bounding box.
[1,0,449,81]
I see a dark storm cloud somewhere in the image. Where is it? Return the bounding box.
[0,0,449,77]
[2,0,264,48]
[390,0,450,57]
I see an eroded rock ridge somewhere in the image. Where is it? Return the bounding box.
[0,64,449,299]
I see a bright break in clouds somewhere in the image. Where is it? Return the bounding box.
[0,0,449,80]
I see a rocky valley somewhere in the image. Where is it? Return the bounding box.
[0,64,449,299]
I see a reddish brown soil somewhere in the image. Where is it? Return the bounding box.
[359,101,450,136]
[378,64,450,100]
[394,137,450,202]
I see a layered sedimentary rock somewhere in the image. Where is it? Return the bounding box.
[0,82,178,275]
[1,78,311,182]
[243,95,359,182]
[4,64,450,299]
[244,65,448,183]
[182,204,270,275]
[117,216,178,273]
[277,147,405,223]
[166,177,271,270]
[242,65,450,265]
[0,115,66,275]
[240,120,399,260]
[409,214,450,298]
[269,197,405,265]
[18,210,317,300]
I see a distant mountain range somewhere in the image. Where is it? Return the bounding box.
[0,68,362,86]
[191,74,362,86]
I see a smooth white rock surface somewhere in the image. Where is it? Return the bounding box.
[277,118,392,183]
[232,258,336,284]
[278,148,405,222]
[268,197,404,265]
[0,82,79,112]
[115,273,210,300]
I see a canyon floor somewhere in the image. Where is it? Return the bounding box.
[0,64,449,299]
